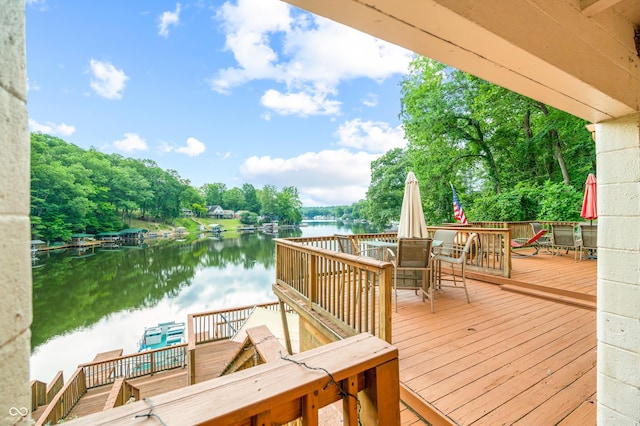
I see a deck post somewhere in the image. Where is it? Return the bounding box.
[278,298,293,355]
[378,266,393,343]
[342,375,359,426]
[302,390,319,426]
[308,253,317,308]
[358,358,401,425]
[149,352,155,376]
[504,228,512,277]
[187,345,196,385]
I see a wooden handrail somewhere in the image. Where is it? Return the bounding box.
[273,228,511,347]
[274,238,393,344]
[222,325,288,375]
[188,301,282,345]
[103,377,140,410]
[103,377,126,411]
[60,333,401,426]
[46,370,64,404]
[36,367,87,426]
[78,344,187,388]
[286,227,511,277]
[30,380,46,411]
[187,301,292,384]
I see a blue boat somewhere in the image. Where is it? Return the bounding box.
[138,321,186,352]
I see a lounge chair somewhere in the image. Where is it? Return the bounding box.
[510,229,549,256]
[530,222,552,253]
[578,223,597,260]
[551,224,580,261]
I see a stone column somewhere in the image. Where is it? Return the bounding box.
[0,0,32,424]
[595,114,640,424]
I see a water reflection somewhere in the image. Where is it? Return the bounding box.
[30,222,363,381]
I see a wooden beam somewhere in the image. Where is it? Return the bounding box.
[580,0,625,16]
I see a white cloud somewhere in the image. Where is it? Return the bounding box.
[240,149,379,205]
[26,0,47,11]
[28,79,41,92]
[335,119,406,153]
[159,137,206,157]
[260,89,340,117]
[29,119,76,136]
[361,93,378,108]
[175,137,206,156]
[209,0,412,117]
[158,3,182,38]
[113,133,148,153]
[89,59,129,100]
[238,117,406,205]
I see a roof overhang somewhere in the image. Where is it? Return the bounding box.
[283,0,640,122]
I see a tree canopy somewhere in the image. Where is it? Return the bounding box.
[30,134,303,241]
[361,57,595,229]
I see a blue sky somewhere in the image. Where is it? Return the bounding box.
[26,0,413,206]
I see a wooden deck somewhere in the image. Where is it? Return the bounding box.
[393,252,597,425]
[55,251,596,425]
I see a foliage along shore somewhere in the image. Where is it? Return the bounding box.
[31,133,303,243]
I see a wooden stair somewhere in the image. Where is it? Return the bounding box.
[66,385,112,420]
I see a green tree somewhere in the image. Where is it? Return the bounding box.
[396,57,595,223]
[363,148,410,229]
[201,183,226,206]
[276,186,303,225]
[239,211,258,225]
[259,185,278,222]
[180,186,205,214]
[222,187,245,212]
[241,183,260,213]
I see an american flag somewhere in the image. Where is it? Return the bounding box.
[451,184,468,224]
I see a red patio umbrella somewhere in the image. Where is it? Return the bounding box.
[580,173,597,223]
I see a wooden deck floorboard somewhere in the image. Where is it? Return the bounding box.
[392,253,597,425]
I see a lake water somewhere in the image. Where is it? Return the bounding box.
[29,222,366,382]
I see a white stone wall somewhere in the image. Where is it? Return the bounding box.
[596,115,640,425]
[0,0,32,424]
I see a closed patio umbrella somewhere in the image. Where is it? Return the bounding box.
[580,173,597,223]
[397,172,428,238]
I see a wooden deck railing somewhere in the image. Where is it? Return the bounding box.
[222,325,288,375]
[272,228,511,346]
[30,380,46,411]
[46,371,64,405]
[30,371,64,412]
[62,333,401,426]
[187,301,281,345]
[288,226,512,277]
[104,377,141,410]
[81,344,187,388]
[186,301,292,384]
[274,237,394,344]
[36,367,87,426]
[36,345,186,424]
